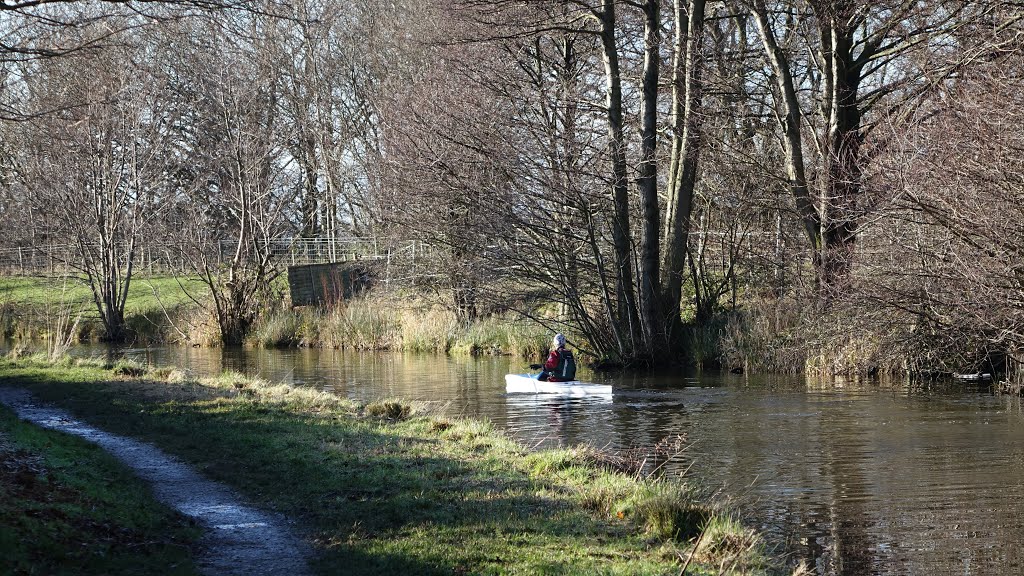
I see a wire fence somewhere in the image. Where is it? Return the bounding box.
[0,231,810,299]
[0,238,432,276]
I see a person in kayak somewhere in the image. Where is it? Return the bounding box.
[539,333,577,382]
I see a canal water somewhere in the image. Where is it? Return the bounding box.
[72,347,1024,574]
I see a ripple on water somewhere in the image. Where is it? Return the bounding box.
[58,345,1024,576]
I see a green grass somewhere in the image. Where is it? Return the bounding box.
[0,275,206,343]
[0,404,200,575]
[0,356,785,575]
[2,275,551,357]
[0,275,203,314]
[450,315,550,359]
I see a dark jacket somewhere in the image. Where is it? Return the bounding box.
[543,348,577,382]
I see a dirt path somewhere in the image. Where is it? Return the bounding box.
[0,387,311,576]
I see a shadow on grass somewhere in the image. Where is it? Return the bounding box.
[0,369,664,575]
[0,404,200,576]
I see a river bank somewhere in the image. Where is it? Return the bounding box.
[0,275,204,344]
[0,354,796,575]
[7,274,991,381]
[0,275,551,359]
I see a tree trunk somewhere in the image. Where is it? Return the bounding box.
[299,149,321,239]
[661,0,706,347]
[750,0,822,281]
[599,0,640,355]
[819,5,864,294]
[637,0,662,357]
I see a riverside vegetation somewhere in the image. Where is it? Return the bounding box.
[0,276,552,359]
[0,273,868,375]
[0,276,205,345]
[5,273,1013,385]
[0,353,806,575]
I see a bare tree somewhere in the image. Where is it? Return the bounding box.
[11,30,171,341]
[661,0,708,343]
[866,18,1024,375]
[161,15,297,345]
[744,0,988,298]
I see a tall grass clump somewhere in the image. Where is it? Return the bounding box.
[321,298,401,350]
[450,314,550,358]
[42,280,86,362]
[800,297,934,378]
[804,333,886,377]
[683,316,729,369]
[247,307,303,348]
[174,306,223,347]
[504,320,552,359]
[437,417,496,445]
[214,372,355,412]
[2,349,120,372]
[238,289,551,358]
[449,315,508,356]
[364,398,414,420]
[122,308,185,345]
[523,448,586,476]
[579,472,638,516]
[718,296,810,373]
[111,358,147,377]
[689,514,770,573]
[401,308,459,353]
[208,370,258,391]
[0,301,16,339]
[630,482,711,542]
[719,290,940,378]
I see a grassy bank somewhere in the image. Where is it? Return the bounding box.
[0,400,199,575]
[3,274,995,379]
[0,355,795,575]
[0,275,206,344]
[1,275,551,358]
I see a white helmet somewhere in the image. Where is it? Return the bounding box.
[552,333,566,349]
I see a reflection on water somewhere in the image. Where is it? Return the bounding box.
[50,346,1024,574]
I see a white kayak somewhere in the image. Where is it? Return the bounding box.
[504,373,613,397]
